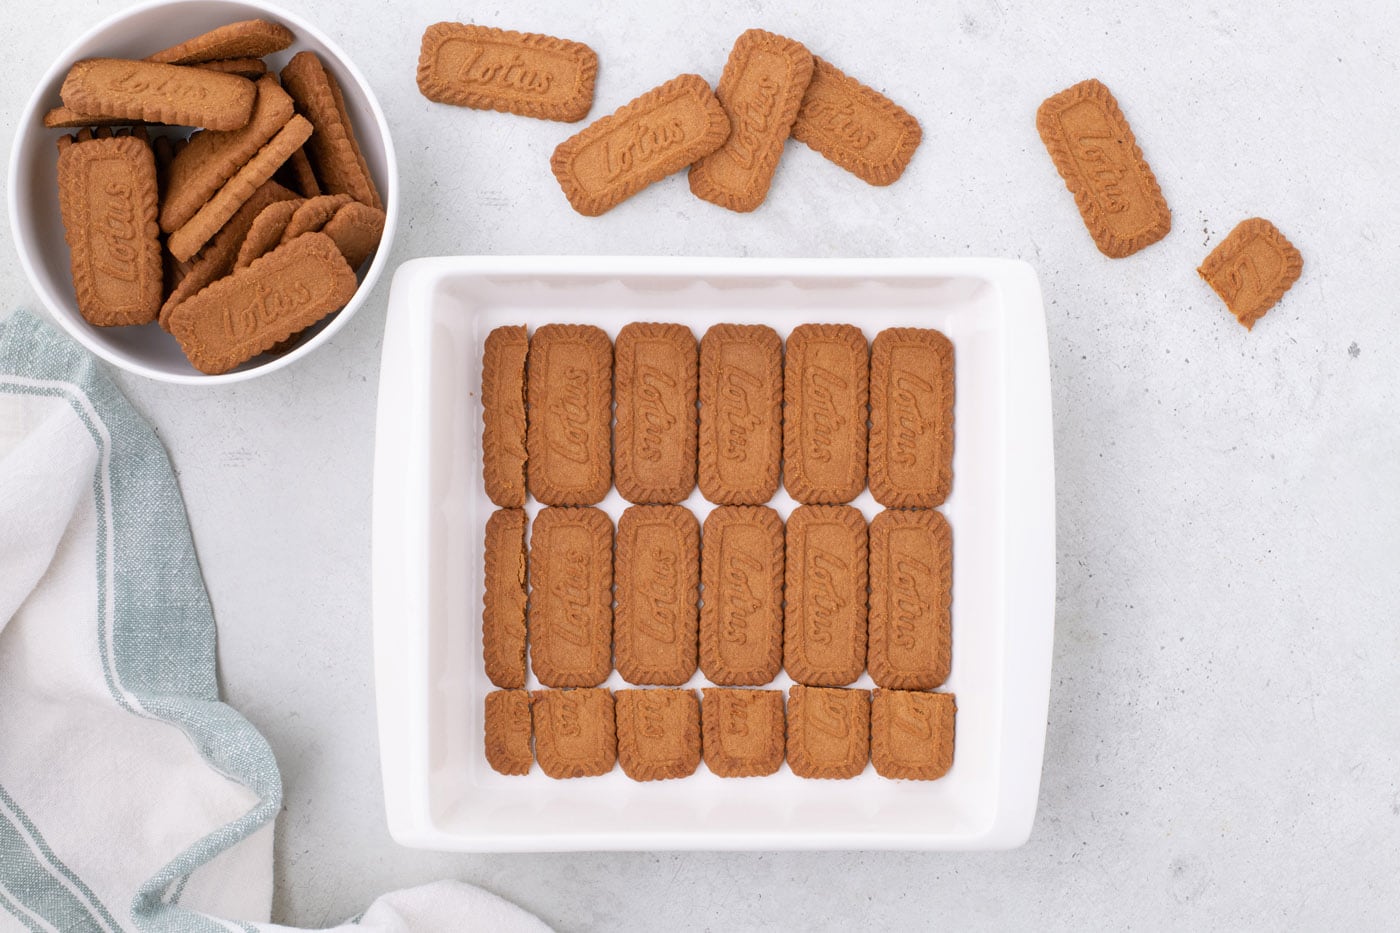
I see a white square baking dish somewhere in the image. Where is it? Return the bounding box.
[372,256,1054,851]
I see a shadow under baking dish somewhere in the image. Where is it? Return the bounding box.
[374,257,1054,851]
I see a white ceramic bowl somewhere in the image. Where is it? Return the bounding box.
[8,0,398,384]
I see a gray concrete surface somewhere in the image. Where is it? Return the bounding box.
[4,0,1399,928]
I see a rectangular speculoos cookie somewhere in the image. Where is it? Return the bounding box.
[615,688,701,781]
[416,23,598,123]
[44,107,143,129]
[784,505,867,687]
[166,231,355,375]
[320,200,384,270]
[550,74,730,216]
[868,509,951,690]
[59,59,257,131]
[698,324,783,505]
[481,325,529,507]
[147,19,293,64]
[787,685,870,779]
[531,688,616,778]
[869,327,954,508]
[614,505,700,685]
[281,51,384,210]
[484,689,532,775]
[699,506,784,686]
[790,57,922,186]
[482,508,528,688]
[191,58,269,79]
[528,507,613,687]
[56,135,162,327]
[701,687,785,777]
[871,689,955,780]
[783,323,869,504]
[527,324,612,505]
[614,322,698,504]
[1035,78,1171,259]
[688,29,814,212]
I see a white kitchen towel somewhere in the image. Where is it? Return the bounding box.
[0,311,548,933]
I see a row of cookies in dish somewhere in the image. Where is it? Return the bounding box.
[484,503,950,691]
[482,321,954,509]
[486,685,955,781]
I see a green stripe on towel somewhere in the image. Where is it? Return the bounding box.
[0,312,283,933]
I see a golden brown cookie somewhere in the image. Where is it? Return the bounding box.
[56,134,162,327]
[615,688,701,781]
[160,76,294,233]
[701,687,784,777]
[787,685,870,779]
[166,232,356,374]
[158,180,298,328]
[484,689,532,775]
[166,115,313,261]
[783,323,869,504]
[191,58,269,80]
[483,508,528,689]
[281,51,383,209]
[868,509,950,690]
[147,19,293,65]
[233,198,304,270]
[1198,218,1303,330]
[531,688,616,778]
[614,322,697,504]
[59,59,257,131]
[614,505,700,685]
[697,323,783,505]
[43,107,137,129]
[528,507,613,687]
[869,327,954,508]
[699,506,784,686]
[320,200,384,270]
[416,23,598,123]
[790,57,921,186]
[550,74,730,216]
[481,326,529,508]
[278,193,353,244]
[526,324,612,506]
[1036,78,1171,258]
[784,505,867,687]
[689,29,813,212]
[871,689,954,780]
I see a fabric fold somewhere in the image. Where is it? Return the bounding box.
[0,310,277,931]
[0,311,548,933]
